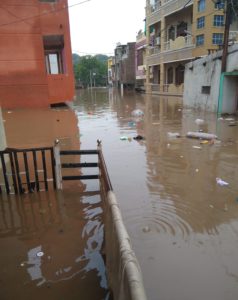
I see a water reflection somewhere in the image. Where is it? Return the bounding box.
[0,189,108,299]
[74,88,238,300]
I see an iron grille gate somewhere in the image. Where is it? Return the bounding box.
[0,145,111,195]
[0,147,56,195]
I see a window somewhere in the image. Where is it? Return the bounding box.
[167,67,173,84]
[197,16,205,29]
[212,33,223,45]
[43,35,64,74]
[196,34,204,46]
[215,0,225,9]
[213,15,224,26]
[201,86,211,94]
[175,65,184,85]
[198,0,205,12]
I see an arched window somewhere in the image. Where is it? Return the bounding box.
[175,65,185,85]
[167,67,173,84]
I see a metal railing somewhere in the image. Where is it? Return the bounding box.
[0,147,56,194]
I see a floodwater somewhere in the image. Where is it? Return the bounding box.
[0,107,109,299]
[73,89,238,300]
[1,88,238,300]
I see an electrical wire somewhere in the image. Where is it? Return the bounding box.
[0,0,91,28]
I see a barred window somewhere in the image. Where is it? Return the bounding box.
[212,33,223,45]
[213,15,224,26]
[197,16,205,29]
[196,34,204,46]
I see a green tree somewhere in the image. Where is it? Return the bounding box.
[77,55,108,87]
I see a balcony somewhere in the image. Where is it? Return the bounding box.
[147,35,194,66]
[148,45,161,55]
[147,0,193,26]
[164,35,194,51]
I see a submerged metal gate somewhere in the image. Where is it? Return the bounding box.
[0,145,111,195]
[0,147,56,195]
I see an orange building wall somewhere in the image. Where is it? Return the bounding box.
[0,0,74,108]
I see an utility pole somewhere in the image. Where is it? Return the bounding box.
[221,0,232,73]
[89,70,92,89]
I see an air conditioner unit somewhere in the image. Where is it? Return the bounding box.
[155,37,160,45]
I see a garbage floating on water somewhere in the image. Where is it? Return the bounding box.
[167,132,180,138]
[128,121,136,127]
[200,140,209,144]
[187,131,217,140]
[195,118,205,125]
[131,109,144,117]
[192,146,202,149]
[216,178,229,186]
[133,135,145,140]
[36,251,44,257]
[142,226,151,233]
[120,136,129,141]
[225,118,235,121]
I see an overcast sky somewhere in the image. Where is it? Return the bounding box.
[68,0,145,56]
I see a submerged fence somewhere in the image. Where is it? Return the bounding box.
[0,147,56,194]
[0,143,147,300]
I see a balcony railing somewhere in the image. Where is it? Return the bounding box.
[148,46,161,55]
[164,35,194,51]
[151,84,160,92]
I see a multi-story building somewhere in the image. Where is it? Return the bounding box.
[112,43,136,89]
[107,57,113,87]
[145,0,238,96]
[0,0,74,108]
[135,30,147,91]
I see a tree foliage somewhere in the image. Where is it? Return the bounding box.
[73,54,108,87]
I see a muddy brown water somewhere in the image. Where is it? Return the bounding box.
[1,88,238,300]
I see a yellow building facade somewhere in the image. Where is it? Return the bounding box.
[146,0,238,95]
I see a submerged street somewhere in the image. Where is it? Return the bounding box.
[1,89,238,300]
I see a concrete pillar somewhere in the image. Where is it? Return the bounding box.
[0,108,7,150]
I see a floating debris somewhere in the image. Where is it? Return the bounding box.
[133,135,145,140]
[36,251,44,257]
[216,178,229,186]
[128,121,136,127]
[120,136,129,141]
[187,131,217,140]
[131,109,144,117]
[167,132,180,138]
[193,146,202,149]
[195,118,205,125]
[142,226,151,233]
[200,140,209,144]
